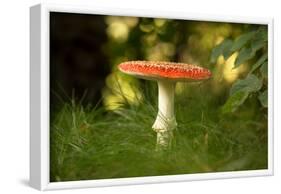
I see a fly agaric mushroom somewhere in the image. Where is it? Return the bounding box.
[118,61,211,150]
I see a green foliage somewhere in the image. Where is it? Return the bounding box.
[260,62,268,79]
[210,39,233,63]
[222,91,249,113]
[231,31,256,51]
[222,74,262,113]
[234,47,255,67]
[50,82,268,181]
[250,53,267,73]
[259,90,268,108]
[230,74,262,95]
[210,27,268,113]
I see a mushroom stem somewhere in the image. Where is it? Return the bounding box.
[152,80,177,150]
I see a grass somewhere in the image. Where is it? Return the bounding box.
[50,81,268,182]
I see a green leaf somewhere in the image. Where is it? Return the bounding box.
[223,74,263,113]
[250,53,268,73]
[231,31,256,52]
[230,74,262,95]
[255,28,268,42]
[258,90,268,107]
[250,28,268,53]
[234,47,255,67]
[222,91,249,113]
[260,61,268,79]
[222,40,234,59]
[210,44,223,63]
[251,38,266,52]
[210,39,233,63]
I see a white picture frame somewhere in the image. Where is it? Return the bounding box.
[30,3,274,191]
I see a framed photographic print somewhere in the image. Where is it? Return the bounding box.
[30,3,274,191]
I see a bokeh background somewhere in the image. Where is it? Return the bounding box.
[50,12,268,182]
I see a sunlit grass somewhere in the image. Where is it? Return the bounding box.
[50,81,267,182]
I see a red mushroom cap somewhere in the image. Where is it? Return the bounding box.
[118,61,212,81]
